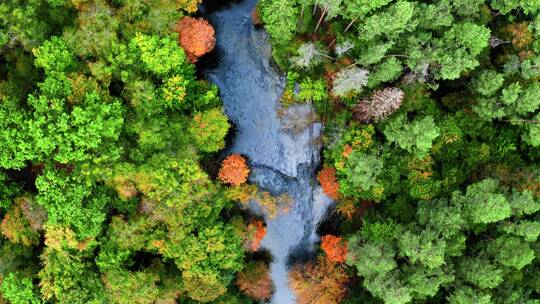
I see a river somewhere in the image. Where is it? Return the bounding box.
[201,1,333,302]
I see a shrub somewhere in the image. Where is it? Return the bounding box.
[218,154,250,186]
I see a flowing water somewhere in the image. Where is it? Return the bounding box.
[201,1,333,302]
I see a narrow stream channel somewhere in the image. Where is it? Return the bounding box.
[200,1,334,302]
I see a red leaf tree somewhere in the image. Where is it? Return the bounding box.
[318,167,340,200]
[246,220,266,251]
[175,16,216,63]
[321,234,348,263]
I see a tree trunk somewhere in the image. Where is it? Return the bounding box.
[344,17,357,33]
[314,10,326,33]
[327,38,336,48]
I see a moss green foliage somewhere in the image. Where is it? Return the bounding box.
[0,1,247,303]
[259,0,540,303]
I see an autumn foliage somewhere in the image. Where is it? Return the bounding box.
[321,235,348,263]
[236,261,273,301]
[251,7,262,26]
[289,256,348,304]
[246,220,266,251]
[318,167,340,200]
[175,16,216,63]
[1,196,46,246]
[225,183,293,218]
[178,0,202,13]
[218,154,250,186]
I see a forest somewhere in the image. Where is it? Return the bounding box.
[0,0,539,303]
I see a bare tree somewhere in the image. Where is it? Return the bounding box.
[331,66,369,97]
[354,87,404,123]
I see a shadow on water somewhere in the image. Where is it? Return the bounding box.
[198,0,334,302]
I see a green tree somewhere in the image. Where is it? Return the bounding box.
[486,235,536,270]
[298,78,327,102]
[383,114,440,158]
[357,1,415,42]
[471,70,505,97]
[453,179,512,225]
[347,238,397,277]
[0,273,40,304]
[259,0,299,45]
[340,151,384,200]
[403,265,454,299]
[32,37,75,74]
[363,271,412,304]
[367,57,403,88]
[447,287,491,304]
[431,22,490,80]
[344,0,393,19]
[0,98,36,169]
[398,228,446,269]
[128,33,192,77]
[457,257,504,289]
[35,168,109,240]
[0,90,124,169]
[501,220,540,242]
[490,0,540,15]
[188,108,230,153]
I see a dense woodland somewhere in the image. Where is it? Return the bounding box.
[0,0,539,303]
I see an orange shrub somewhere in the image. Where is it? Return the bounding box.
[289,256,348,304]
[1,196,45,246]
[318,167,340,200]
[321,235,348,263]
[335,199,356,221]
[341,145,353,158]
[236,261,273,301]
[218,154,250,186]
[506,22,533,50]
[1,204,38,246]
[175,17,216,63]
[246,220,266,251]
[115,181,138,200]
[251,7,262,26]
